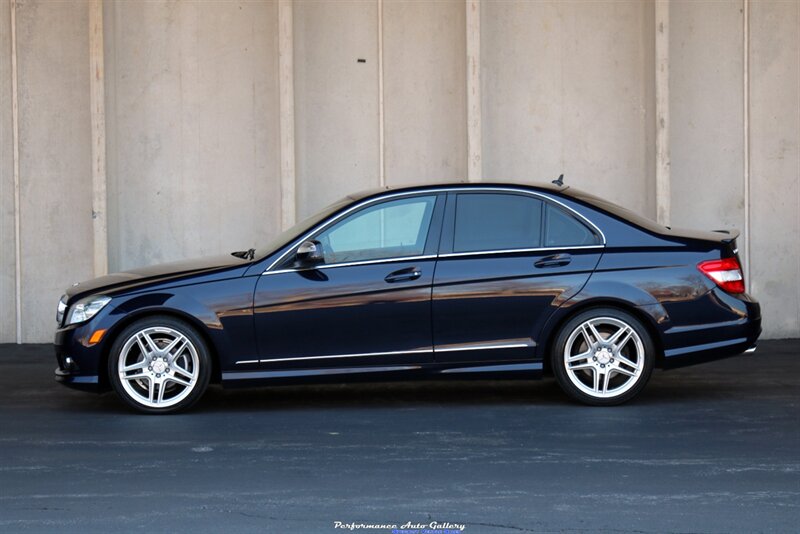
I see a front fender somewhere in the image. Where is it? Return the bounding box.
[102,277,258,373]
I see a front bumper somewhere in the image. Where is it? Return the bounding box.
[55,366,101,391]
[54,323,107,392]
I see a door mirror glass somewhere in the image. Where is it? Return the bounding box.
[296,240,324,265]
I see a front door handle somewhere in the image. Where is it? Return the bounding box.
[534,253,572,268]
[385,267,422,283]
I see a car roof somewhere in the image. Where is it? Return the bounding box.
[347,180,569,201]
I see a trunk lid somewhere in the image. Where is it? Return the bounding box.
[659,227,740,245]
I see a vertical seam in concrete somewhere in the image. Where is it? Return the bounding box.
[107,0,118,271]
[278,0,296,229]
[655,0,670,226]
[796,2,800,330]
[466,0,481,183]
[10,0,21,343]
[742,0,751,288]
[377,0,385,188]
[89,0,108,277]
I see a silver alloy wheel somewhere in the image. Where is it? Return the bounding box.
[563,316,645,399]
[117,326,200,409]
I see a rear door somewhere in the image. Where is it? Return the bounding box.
[432,191,604,363]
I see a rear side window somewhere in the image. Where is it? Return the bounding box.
[545,204,600,247]
[454,193,542,252]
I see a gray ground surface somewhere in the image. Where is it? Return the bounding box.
[0,341,798,533]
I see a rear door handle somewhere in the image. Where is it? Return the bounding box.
[385,267,422,283]
[534,254,572,268]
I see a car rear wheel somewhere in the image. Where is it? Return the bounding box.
[552,308,654,406]
[108,316,211,414]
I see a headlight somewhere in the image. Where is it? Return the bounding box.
[66,296,111,325]
[56,295,67,326]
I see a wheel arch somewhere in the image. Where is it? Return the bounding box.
[98,307,222,390]
[539,297,666,376]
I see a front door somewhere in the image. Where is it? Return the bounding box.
[253,193,444,370]
[432,191,604,363]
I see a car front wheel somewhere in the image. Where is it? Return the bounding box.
[552,308,655,406]
[108,316,211,414]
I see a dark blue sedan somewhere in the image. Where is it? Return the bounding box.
[54,182,761,413]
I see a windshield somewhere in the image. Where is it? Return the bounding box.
[253,196,354,259]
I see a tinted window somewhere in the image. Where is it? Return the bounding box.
[545,204,599,247]
[316,196,436,264]
[454,193,542,252]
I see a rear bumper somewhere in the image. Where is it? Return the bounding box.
[659,290,761,369]
[660,335,760,369]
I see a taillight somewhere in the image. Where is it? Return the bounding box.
[698,258,745,294]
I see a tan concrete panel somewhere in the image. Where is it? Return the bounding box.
[482,0,654,217]
[106,0,281,271]
[0,1,15,342]
[669,1,745,242]
[383,0,466,186]
[294,0,379,218]
[16,0,94,342]
[749,0,800,338]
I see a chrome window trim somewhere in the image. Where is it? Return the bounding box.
[263,186,606,274]
[263,245,603,276]
[235,341,534,365]
[438,244,604,259]
[263,254,437,276]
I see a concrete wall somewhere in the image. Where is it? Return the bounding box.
[1,0,798,342]
[105,0,282,269]
[294,0,379,218]
[670,0,744,241]
[749,1,800,338]
[669,0,800,338]
[0,1,14,342]
[383,0,466,187]
[15,0,95,341]
[482,0,656,217]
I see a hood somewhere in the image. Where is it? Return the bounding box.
[64,254,253,301]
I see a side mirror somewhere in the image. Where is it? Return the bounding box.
[296,240,324,266]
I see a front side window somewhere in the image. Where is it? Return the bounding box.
[316,196,436,264]
[453,193,543,253]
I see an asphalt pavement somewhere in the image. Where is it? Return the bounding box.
[0,341,798,533]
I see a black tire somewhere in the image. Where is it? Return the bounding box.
[551,307,655,406]
[108,315,211,414]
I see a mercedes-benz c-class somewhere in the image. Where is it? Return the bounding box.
[54,182,761,413]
